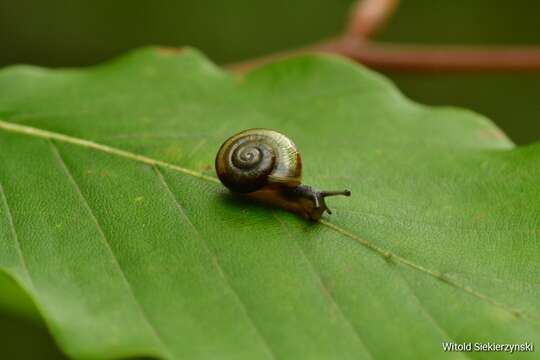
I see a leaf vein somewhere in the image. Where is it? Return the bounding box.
[0,119,536,325]
[320,220,538,322]
[272,213,375,360]
[393,268,472,360]
[48,140,175,360]
[153,166,276,360]
[0,178,36,291]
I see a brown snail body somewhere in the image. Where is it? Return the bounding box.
[215,129,350,220]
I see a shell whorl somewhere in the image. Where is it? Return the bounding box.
[215,129,302,193]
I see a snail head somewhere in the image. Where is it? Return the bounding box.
[289,185,351,220]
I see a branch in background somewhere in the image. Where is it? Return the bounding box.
[346,0,399,38]
[321,39,540,72]
[227,0,540,73]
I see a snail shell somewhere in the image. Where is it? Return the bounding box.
[215,129,302,193]
[215,128,350,220]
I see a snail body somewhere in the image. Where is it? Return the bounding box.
[215,129,350,220]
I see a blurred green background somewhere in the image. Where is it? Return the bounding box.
[1,0,539,144]
[0,1,538,356]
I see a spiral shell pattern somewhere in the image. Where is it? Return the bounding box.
[215,129,302,193]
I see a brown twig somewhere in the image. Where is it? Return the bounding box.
[346,0,399,38]
[227,0,540,73]
[320,38,540,72]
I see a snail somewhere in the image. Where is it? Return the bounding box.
[215,128,350,220]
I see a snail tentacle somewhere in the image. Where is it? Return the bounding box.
[288,184,351,219]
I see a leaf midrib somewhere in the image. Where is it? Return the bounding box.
[0,118,535,330]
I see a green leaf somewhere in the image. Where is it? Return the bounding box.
[0,48,538,359]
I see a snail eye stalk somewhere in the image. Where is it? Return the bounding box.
[316,189,351,215]
[321,190,351,197]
